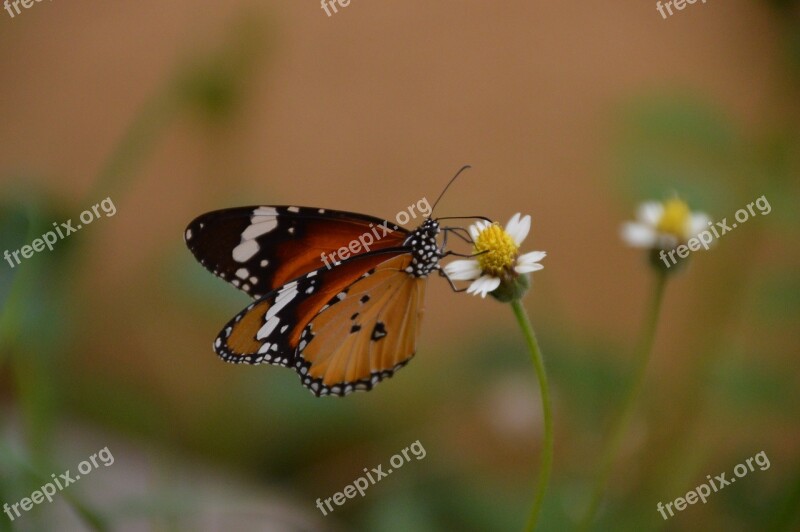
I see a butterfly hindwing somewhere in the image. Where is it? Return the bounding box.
[214,249,413,369]
[185,206,408,299]
[296,254,426,396]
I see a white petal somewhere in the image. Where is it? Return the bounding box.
[444,259,481,281]
[505,213,531,245]
[688,212,711,238]
[506,213,521,232]
[466,275,501,298]
[621,222,657,248]
[517,250,546,264]
[515,251,546,273]
[468,223,482,240]
[469,220,490,240]
[515,262,544,274]
[637,202,663,226]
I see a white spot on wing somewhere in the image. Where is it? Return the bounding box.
[239,207,279,240]
[185,229,192,240]
[257,318,279,340]
[265,282,298,322]
[288,206,300,213]
[235,268,249,280]
[233,240,259,262]
[242,219,278,239]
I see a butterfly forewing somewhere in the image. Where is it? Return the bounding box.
[185,206,408,298]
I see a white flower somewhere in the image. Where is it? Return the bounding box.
[444,213,546,298]
[621,197,711,250]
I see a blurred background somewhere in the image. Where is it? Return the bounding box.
[1,1,799,530]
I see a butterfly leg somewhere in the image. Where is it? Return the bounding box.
[437,266,468,293]
[442,226,474,245]
[440,249,489,259]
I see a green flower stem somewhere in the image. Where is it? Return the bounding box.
[510,299,553,532]
[579,270,668,530]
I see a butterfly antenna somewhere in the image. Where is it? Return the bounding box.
[430,165,471,216]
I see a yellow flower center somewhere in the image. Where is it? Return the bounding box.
[474,223,519,277]
[656,198,690,240]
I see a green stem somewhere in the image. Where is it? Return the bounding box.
[510,299,553,532]
[89,91,177,201]
[578,270,668,530]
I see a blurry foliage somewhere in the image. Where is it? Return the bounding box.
[1,10,273,530]
[606,44,799,531]
[91,10,271,202]
[174,14,270,126]
[764,0,800,78]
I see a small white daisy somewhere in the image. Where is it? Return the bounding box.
[444,213,546,298]
[621,197,711,250]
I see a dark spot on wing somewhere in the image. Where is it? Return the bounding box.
[371,322,387,341]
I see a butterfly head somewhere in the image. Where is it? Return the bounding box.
[404,218,441,278]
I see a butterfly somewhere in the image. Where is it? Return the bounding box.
[185,167,479,397]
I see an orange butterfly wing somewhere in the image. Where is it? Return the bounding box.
[296,254,426,396]
[214,250,411,364]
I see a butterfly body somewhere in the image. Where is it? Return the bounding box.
[402,218,442,278]
[186,205,447,396]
